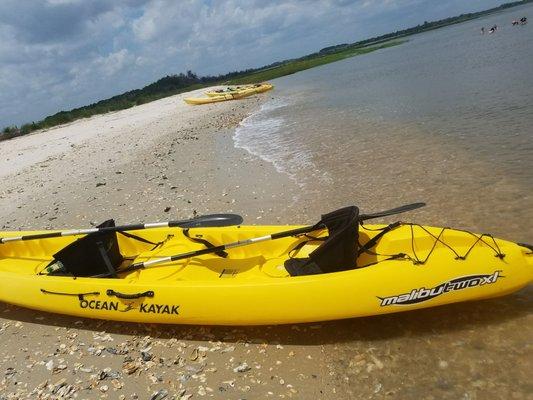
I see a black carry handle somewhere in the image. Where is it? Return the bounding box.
[106,289,154,299]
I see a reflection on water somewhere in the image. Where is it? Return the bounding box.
[234,4,533,397]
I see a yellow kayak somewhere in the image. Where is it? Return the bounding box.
[0,206,531,325]
[184,94,235,105]
[205,84,254,97]
[205,83,273,97]
[184,86,261,105]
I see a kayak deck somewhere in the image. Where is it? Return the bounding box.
[0,224,526,280]
[206,83,273,97]
[0,225,323,280]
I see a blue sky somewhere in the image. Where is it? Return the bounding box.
[0,0,505,127]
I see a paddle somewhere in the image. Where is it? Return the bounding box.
[359,202,426,220]
[0,214,244,244]
[121,203,425,273]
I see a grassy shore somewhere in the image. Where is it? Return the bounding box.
[226,40,404,84]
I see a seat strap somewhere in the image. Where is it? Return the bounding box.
[357,222,401,256]
[117,230,166,251]
[96,240,118,278]
[183,229,228,258]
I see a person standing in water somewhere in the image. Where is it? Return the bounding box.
[481,26,485,34]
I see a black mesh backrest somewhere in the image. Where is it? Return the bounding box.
[311,206,359,271]
[51,220,123,277]
[285,206,359,276]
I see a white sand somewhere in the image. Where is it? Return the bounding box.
[1,87,220,178]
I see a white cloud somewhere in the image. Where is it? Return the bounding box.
[99,49,133,76]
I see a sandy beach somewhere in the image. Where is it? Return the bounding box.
[0,86,531,399]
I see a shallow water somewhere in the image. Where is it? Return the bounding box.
[234,3,533,243]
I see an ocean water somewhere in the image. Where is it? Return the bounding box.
[234,3,533,242]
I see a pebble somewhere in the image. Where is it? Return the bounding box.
[141,350,153,362]
[51,378,77,397]
[150,388,168,400]
[122,360,140,375]
[233,362,251,373]
[112,379,123,389]
[99,368,121,380]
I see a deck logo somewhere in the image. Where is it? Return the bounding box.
[79,299,119,311]
[79,300,179,314]
[139,303,180,315]
[378,271,502,307]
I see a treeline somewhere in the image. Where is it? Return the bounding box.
[2,0,530,141]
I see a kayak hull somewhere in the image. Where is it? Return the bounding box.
[0,224,531,325]
[184,94,234,105]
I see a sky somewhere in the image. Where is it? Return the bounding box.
[0,0,506,128]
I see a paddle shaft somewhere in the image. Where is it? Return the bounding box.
[0,214,243,244]
[123,224,322,272]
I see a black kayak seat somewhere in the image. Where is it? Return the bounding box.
[284,206,359,276]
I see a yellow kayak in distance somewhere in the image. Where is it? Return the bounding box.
[0,205,531,325]
[184,83,273,105]
[205,83,274,97]
[205,84,254,97]
[184,87,259,105]
[184,93,236,105]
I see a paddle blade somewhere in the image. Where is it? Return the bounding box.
[360,202,426,221]
[176,214,244,228]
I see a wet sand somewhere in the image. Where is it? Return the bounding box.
[0,87,531,399]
